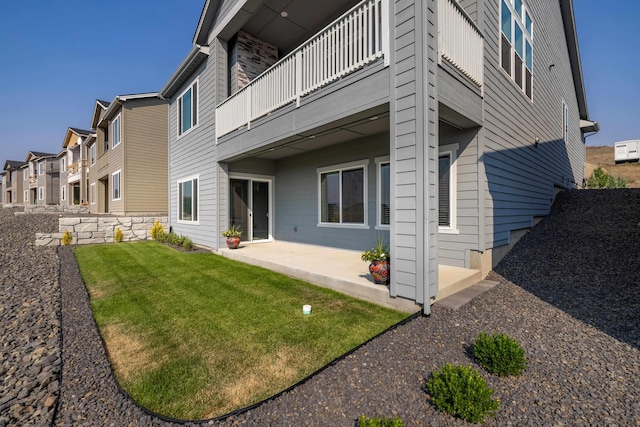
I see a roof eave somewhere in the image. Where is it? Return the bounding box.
[193,0,221,46]
[559,0,590,121]
[160,45,210,98]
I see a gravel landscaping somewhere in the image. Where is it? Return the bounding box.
[2,189,639,426]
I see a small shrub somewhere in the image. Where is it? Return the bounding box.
[473,332,527,377]
[61,230,73,246]
[154,231,195,251]
[150,220,165,240]
[357,415,404,427]
[426,363,499,424]
[587,167,627,189]
[181,237,195,251]
[114,227,124,243]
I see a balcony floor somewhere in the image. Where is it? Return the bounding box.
[217,241,484,313]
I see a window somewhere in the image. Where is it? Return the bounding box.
[90,144,96,165]
[90,183,96,205]
[112,170,121,200]
[178,80,198,136]
[38,187,44,201]
[376,157,390,228]
[29,163,34,176]
[24,190,29,203]
[61,185,66,201]
[318,160,368,227]
[438,144,459,232]
[61,157,66,173]
[562,101,569,143]
[24,169,28,180]
[500,0,533,99]
[178,177,198,222]
[112,115,121,148]
[38,162,44,175]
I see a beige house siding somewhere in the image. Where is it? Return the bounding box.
[122,98,168,215]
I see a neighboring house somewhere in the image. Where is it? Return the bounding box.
[0,171,4,204]
[3,160,27,205]
[160,0,597,310]
[25,152,60,205]
[59,127,95,206]
[86,95,169,215]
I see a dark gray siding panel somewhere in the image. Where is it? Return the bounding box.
[481,0,585,249]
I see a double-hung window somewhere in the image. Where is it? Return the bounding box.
[38,162,44,175]
[500,0,533,99]
[38,187,44,201]
[23,169,28,180]
[178,81,198,136]
[24,190,29,202]
[90,144,96,165]
[90,183,96,205]
[61,185,66,201]
[112,170,121,201]
[178,177,198,222]
[376,157,390,228]
[61,157,66,173]
[438,144,459,232]
[112,115,121,148]
[318,160,368,227]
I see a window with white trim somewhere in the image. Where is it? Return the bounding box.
[318,160,368,226]
[24,190,29,203]
[90,144,96,165]
[438,144,459,232]
[178,177,198,222]
[500,0,533,99]
[61,185,66,201]
[112,170,121,201]
[562,101,569,144]
[38,186,44,201]
[29,163,34,176]
[112,115,121,148]
[178,80,198,136]
[23,169,28,180]
[90,183,96,205]
[38,162,44,175]
[376,157,390,228]
[61,157,66,173]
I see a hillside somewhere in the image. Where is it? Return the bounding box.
[585,146,640,188]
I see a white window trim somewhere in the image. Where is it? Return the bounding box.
[38,186,44,201]
[61,157,66,173]
[112,114,122,148]
[23,169,28,180]
[317,159,369,229]
[38,162,44,175]
[61,185,66,201]
[177,175,200,224]
[177,79,199,138]
[438,143,459,234]
[24,190,29,203]
[90,182,96,205]
[375,156,391,230]
[562,101,569,144]
[499,0,534,100]
[90,144,96,165]
[112,170,122,201]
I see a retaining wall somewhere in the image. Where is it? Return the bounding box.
[35,216,168,246]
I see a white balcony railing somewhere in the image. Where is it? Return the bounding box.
[216,0,389,139]
[438,0,484,87]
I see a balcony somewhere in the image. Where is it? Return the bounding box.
[215,0,389,139]
[67,161,82,182]
[438,0,484,87]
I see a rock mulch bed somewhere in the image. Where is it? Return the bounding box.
[0,208,61,427]
[2,189,639,426]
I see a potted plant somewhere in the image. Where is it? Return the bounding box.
[361,237,390,285]
[222,224,242,249]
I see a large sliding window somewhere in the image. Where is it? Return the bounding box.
[500,0,533,99]
[178,80,198,136]
[318,160,368,227]
[178,176,199,222]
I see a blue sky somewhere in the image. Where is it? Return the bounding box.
[0,1,637,166]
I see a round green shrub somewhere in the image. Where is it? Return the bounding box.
[426,363,499,424]
[473,332,527,376]
[358,415,404,427]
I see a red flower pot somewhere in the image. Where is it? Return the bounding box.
[226,236,241,249]
[369,260,390,285]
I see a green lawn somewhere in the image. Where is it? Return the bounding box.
[74,241,409,419]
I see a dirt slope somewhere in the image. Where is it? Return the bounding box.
[585,145,640,188]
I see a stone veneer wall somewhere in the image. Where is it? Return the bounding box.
[35,216,168,246]
[23,205,89,215]
[230,30,279,94]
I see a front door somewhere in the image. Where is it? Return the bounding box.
[230,178,271,242]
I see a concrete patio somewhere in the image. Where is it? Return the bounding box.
[218,241,485,313]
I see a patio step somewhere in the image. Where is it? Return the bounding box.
[435,265,483,302]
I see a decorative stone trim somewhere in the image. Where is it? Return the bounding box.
[24,205,90,215]
[35,216,168,246]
